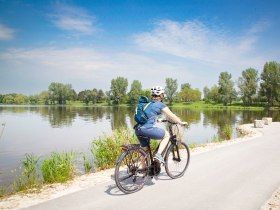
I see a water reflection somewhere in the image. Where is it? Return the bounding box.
[1,105,279,131]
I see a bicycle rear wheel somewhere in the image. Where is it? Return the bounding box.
[114,149,148,194]
[165,142,190,179]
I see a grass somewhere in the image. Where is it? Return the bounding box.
[90,127,161,171]
[90,127,138,170]
[82,153,93,174]
[41,151,76,184]
[221,125,233,140]
[12,154,41,192]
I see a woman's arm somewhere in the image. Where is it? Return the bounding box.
[161,107,188,125]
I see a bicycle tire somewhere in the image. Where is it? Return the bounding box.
[165,142,190,179]
[114,149,148,194]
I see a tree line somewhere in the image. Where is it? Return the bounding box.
[0,61,279,107]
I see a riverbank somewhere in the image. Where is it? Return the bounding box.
[0,123,279,210]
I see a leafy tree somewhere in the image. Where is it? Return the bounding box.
[141,89,151,98]
[14,94,28,104]
[208,85,220,103]
[181,83,191,90]
[48,82,74,104]
[29,95,40,105]
[178,86,201,102]
[97,89,105,103]
[2,95,15,104]
[39,91,50,105]
[128,80,142,104]
[0,94,4,103]
[110,77,128,105]
[259,61,280,106]
[218,72,235,106]
[92,89,98,104]
[203,86,210,101]
[238,68,258,105]
[165,78,178,105]
[78,90,93,105]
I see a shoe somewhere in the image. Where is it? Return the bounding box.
[153,153,165,164]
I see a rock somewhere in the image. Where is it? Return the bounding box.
[262,117,272,125]
[254,120,264,128]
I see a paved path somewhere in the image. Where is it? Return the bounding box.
[25,123,280,210]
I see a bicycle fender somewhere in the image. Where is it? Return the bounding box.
[116,151,128,164]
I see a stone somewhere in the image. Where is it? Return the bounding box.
[254,120,264,128]
[262,117,272,125]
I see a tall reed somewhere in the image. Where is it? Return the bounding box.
[91,127,138,170]
[41,151,76,183]
[12,153,41,192]
[82,153,93,173]
[221,125,233,140]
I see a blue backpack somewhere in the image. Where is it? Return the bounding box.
[134,96,154,125]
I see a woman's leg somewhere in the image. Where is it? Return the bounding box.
[157,131,170,154]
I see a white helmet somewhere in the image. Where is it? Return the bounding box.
[151,86,164,96]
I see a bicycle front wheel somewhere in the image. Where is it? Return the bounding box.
[114,149,148,194]
[165,142,190,179]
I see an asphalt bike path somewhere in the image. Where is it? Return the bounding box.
[25,123,280,210]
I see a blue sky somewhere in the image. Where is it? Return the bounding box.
[0,0,279,94]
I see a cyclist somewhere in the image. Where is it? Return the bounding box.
[135,86,188,163]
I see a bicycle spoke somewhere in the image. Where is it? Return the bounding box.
[115,149,148,194]
[165,142,190,179]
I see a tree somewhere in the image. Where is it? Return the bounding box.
[110,77,128,105]
[165,78,178,105]
[39,91,50,105]
[178,86,201,102]
[218,72,235,106]
[29,95,40,105]
[97,89,105,103]
[48,82,74,104]
[2,95,15,104]
[181,83,191,90]
[141,89,151,98]
[14,94,28,104]
[238,68,258,105]
[128,80,142,104]
[203,86,210,101]
[208,85,219,103]
[259,61,280,106]
[78,90,93,105]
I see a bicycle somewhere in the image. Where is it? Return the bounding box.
[114,119,190,194]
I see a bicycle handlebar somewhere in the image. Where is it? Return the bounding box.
[157,118,188,126]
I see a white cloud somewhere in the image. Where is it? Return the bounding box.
[50,3,97,34]
[0,46,198,93]
[0,24,15,40]
[134,19,269,68]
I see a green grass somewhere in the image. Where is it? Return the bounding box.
[221,125,233,140]
[90,127,160,171]
[90,127,138,170]
[12,154,41,192]
[82,153,93,174]
[41,151,76,184]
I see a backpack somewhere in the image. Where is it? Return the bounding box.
[134,96,154,125]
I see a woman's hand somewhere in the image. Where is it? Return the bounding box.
[180,121,188,126]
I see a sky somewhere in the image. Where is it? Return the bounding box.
[0,0,280,95]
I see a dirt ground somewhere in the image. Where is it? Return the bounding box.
[0,123,280,210]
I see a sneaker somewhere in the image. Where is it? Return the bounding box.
[153,153,165,164]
